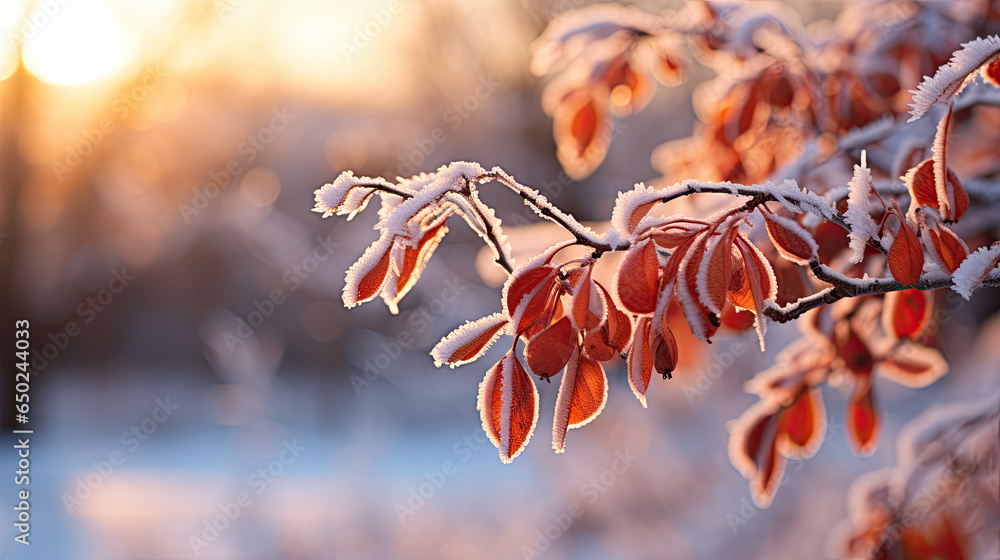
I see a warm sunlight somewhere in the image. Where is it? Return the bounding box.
[21,0,131,86]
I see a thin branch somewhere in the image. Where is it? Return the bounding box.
[764,260,1000,322]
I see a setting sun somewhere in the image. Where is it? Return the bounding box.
[21,0,131,86]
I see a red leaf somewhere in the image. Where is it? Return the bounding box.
[614,238,660,314]
[881,289,931,340]
[985,59,1000,87]
[763,212,818,266]
[627,317,654,407]
[478,352,539,463]
[597,282,632,353]
[554,89,611,180]
[846,380,880,456]
[384,224,448,313]
[524,316,576,378]
[777,389,825,459]
[699,227,739,314]
[903,159,939,210]
[876,341,947,388]
[887,218,924,286]
[505,265,555,317]
[925,223,968,273]
[552,347,608,452]
[727,400,786,508]
[836,326,875,378]
[432,313,509,367]
[582,326,616,362]
[570,265,604,330]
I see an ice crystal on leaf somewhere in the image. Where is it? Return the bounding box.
[908,35,1000,122]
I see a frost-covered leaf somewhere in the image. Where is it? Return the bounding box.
[929,108,970,223]
[762,212,818,266]
[951,242,1000,300]
[727,400,786,508]
[696,226,738,316]
[876,341,947,389]
[921,218,968,274]
[313,171,403,219]
[732,235,776,350]
[478,351,539,464]
[844,152,879,264]
[343,234,395,308]
[627,317,654,408]
[382,223,449,314]
[777,389,826,460]
[908,35,1000,122]
[431,312,509,368]
[610,182,663,237]
[614,237,660,314]
[552,347,608,453]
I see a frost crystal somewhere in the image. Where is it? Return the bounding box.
[610,182,663,238]
[951,243,1000,300]
[844,152,880,264]
[908,35,1000,122]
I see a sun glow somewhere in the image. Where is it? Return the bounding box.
[21,0,131,86]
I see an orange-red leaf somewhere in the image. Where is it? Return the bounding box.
[926,223,968,273]
[478,352,539,464]
[888,220,924,286]
[552,347,608,452]
[597,282,632,352]
[836,326,875,378]
[903,159,939,210]
[882,289,931,340]
[570,265,604,330]
[777,389,825,459]
[876,341,948,388]
[554,89,611,179]
[384,224,448,313]
[846,380,880,456]
[727,400,786,508]
[763,213,818,266]
[627,317,654,408]
[524,316,576,378]
[985,59,1000,87]
[614,238,660,314]
[432,313,509,367]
